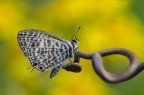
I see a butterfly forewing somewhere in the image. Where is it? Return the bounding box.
[17,29,71,71]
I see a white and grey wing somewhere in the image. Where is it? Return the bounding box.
[17,29,70,70]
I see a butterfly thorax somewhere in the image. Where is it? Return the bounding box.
[66,39,78,57]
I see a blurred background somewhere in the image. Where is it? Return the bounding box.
[0,0,144,95]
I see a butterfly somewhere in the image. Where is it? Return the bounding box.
[17,27,80,78]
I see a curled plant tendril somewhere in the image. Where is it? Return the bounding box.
[63,48,144,83]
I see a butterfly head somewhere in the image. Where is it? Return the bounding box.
[71,37,79,51]
[71,26,80,52]
[31,60,46,72]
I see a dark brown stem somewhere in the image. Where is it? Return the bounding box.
[75,48,144,83]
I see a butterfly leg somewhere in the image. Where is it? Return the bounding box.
[50,65,62,78]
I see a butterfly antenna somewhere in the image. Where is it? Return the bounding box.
[26,66,31,70]
[30,68,34,77]
[24,66,31,72]
[71,26,81,40]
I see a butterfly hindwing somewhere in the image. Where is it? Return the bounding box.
[17,29,70,71]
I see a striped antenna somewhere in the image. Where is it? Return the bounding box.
[71,26,81,40]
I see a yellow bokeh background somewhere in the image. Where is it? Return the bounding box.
[0,0,144,95]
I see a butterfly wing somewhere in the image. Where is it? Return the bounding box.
[17,29,71,71]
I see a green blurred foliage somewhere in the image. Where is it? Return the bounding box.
[131,0,144,24]
[0,0,144,95]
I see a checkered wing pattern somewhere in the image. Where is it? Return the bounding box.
[17,29,70,71]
